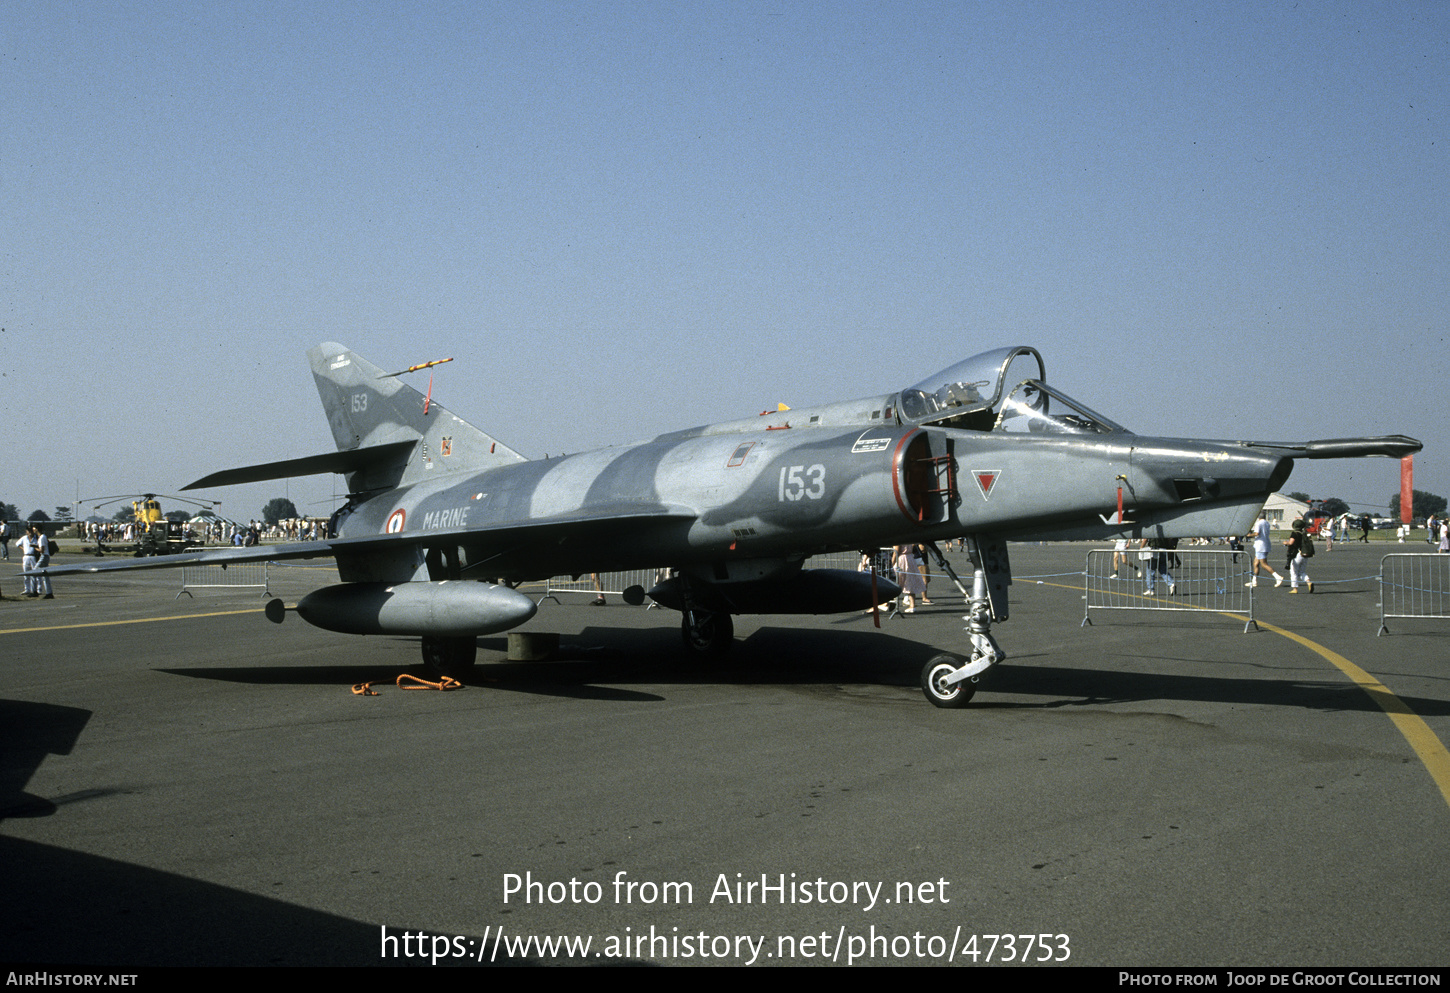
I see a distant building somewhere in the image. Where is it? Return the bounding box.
[1261,493,1311,529]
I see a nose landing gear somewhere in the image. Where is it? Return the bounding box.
[919,536,1008,708]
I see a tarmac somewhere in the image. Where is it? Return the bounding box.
[2,541,1447,967]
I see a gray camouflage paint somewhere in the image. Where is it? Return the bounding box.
[310,341,1300,587]
[36,341,1419,646]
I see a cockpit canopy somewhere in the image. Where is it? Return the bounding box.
[898,346,1127,435]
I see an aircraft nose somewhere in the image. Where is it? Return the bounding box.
[1130,440,1292,506]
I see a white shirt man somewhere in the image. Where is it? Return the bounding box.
[18,527,40,597]
[35,530,53,598]
[1247,517,1284,588]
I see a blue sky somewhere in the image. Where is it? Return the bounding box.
[4,1,1445,522]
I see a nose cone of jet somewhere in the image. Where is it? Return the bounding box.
[1131,439,1293,505]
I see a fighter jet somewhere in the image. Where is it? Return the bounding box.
[33,342,1420,707]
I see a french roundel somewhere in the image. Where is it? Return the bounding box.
[385,509,406,533]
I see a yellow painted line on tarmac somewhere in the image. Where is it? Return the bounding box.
[1244,617,1450,809]
[0,607,266,636]
[1041,577,1450,810]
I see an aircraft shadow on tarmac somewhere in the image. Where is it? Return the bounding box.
[0,834,607,967]
[0,699,91,820]
[974,663,1450,716]
[148,624,1450,716]
[0,700,632,967]
[151,626,930,702]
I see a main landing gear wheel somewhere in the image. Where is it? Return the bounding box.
[921,653,977,708]
[681,609,733,656]
[422,635,478,680]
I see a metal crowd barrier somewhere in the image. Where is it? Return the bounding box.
[807,551,871,572]
[1082,547,1257,633]
[537,569,668,605]
[1378,553,1450,635]
[177,554,271,599]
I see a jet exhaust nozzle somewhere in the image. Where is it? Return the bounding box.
[295,581,537,637]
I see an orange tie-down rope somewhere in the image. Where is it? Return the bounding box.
[352,674,464,695]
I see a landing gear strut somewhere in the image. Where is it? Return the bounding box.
[919,536,1007,708]
[681,608,733,656]
[422,635,477,680]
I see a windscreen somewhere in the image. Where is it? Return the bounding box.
[898,345,1126,434]
[993,380,1125,435]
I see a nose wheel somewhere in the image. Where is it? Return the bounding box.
[921,653,979,708]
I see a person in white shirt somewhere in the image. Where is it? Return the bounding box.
[1246,517,1284,588]
[34,527,54,598]
[17,526,40,597]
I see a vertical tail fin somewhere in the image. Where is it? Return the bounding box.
[308,342,527,490]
